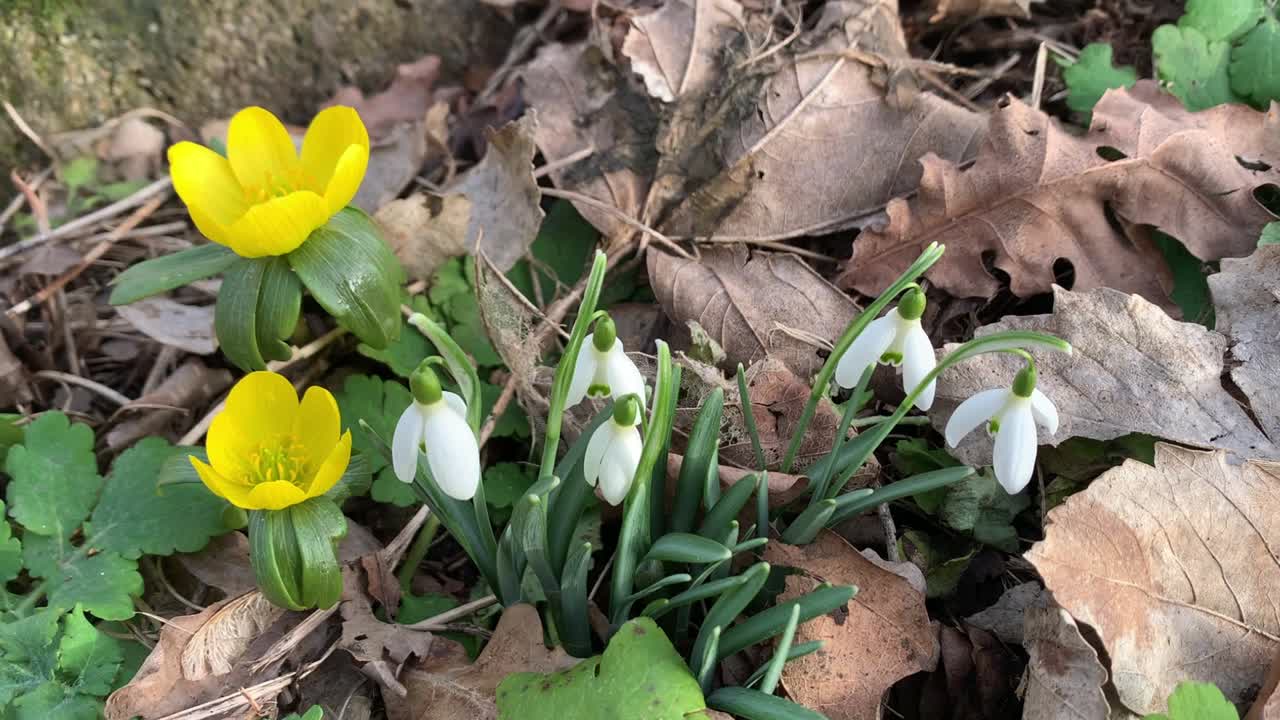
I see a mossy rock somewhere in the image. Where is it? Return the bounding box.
[0,0,510,177]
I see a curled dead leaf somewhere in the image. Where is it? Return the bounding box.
[932,286,1280,464]
[375,193,471,283]
[174,531,255,599]
[648,245,858,378]
[181,591,284,681]
[843,83,1280,306]
[1209,245,1280,444]
[765,531,938,720]
[105,359,232,450]
[116,297,217,355]
[1026,444,1280,714]
[1020,606,1108,720]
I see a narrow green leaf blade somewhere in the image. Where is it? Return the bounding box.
[109,244,238,305]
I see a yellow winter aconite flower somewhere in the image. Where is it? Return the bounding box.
[191,371,352,510]
[168,106,369,258]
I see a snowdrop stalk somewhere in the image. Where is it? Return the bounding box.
[539,251,609,480]
[781,242,945,473]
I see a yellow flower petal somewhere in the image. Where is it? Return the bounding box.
[305,431,352,498]
[206,411,256,480]
[300,106,369,210]
[226,106,301,193]
[319,144,369,214]
[168,141,247,226]
[294,386,342,464]
[191,455,243,502]
[220,371,299,446]
[246,481,309,511]
[186,203,235,249]
[224,190,329,257]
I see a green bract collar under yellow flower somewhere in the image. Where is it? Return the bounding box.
[169,106,370,258]
[191,371,352,510]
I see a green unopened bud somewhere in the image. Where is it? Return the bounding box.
[593,314,617,352]
[613,393,641,426]
[1012,362,1037,398]
[897,288,927,321]
[410,361,443,405]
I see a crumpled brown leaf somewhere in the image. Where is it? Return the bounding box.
[376,193,471,282]
[932,286,1280,464]
[1026,444,1280,714]
[105,595,293,719]
[181,591,284,681]
[842,83,1280,306]
[327,55,442,140]
[1020,606,1108,720]
[521,0,983,244]
[387,603,576,720]
[1208,245,1280,444]
[649,245,858,378]
[928,0,1032,22]
[116,297,217,355]
[1248,649,1280,720]
[766,531,938,720]
[963,581,1048,645]
[447,115,544,271]
[173,531,256,599]
[0,330,33,406]
[105,359,232,450]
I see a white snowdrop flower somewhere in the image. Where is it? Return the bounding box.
[584,394,644,506]
[567,314,646,410]
[834,289,936,411]
[392,363,481,501]
[944,364,1059,494]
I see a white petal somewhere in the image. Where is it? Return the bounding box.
[900,323,937,411]
[992,403,1037,494]
[599,462,631,506]
[1030,388,1059,436]
[834,314,896,388]
[565,336,599,407]
[944,388,1009,447]
[583,421,613,487]
[599,424,642,505]
[442,390,468,419]
[605,342,647,412]
[422,405,482,500]
[390,404,425,483]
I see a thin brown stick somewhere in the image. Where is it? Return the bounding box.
[6,193,168,319]
[34,370,132,406]
[402,594,498,631]
[533,145,596,179]
[478,374,519,449]
[2,100,54,158]
[0,176,172,262]
[540,187,691,259]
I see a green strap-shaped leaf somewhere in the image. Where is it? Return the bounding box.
[256,256,303,363]
[672,388,723,533]
[290,497,347,610]
[642,534,731,565]
[288,208,404,350]
[707,687,826,720]
[109,244,239,305]
[215,257,269,371]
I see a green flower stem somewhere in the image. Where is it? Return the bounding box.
[610,341,678,624]
[780,243,945,473]
[396,513,441,592]
[539,251,608,480]
[824,330,1072,495]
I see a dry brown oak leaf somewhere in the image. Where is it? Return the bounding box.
[649,245,859,378]
[1209,245,1280,445]
[766,531,938,720]
[842,82,1280,307]
[931,285,1279,465]
[521,0,983,245]
[1020,605,1108,720]
[1026,444,1280,715]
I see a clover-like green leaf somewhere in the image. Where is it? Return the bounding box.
[21,535,142,621]
[0,606,123,720]
[85,437,230,559]
[0,501,21,584]
[1179,0,1264,43]
[1144,681,1239,720]
[1153,25,1241,110]
[4,413,100,539]
[56,607,123,696]
[497,618,713,720]
[1230,15,1280,106]
[1059,43,1137,118]
[334,374,417,507]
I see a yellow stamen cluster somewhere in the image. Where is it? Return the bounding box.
[247,437,311,488]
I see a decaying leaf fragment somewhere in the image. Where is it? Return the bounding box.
[932,286,1279,464]
[648,245,858,378]
[929,0,1032,22]
[843,82,1280,306]
[766,531,938,720]
[1026,444,1280,715]
[181,591,283,680]
[1208,245,1280,444]
[522,0,984,244]
[1020,606,1108,720]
